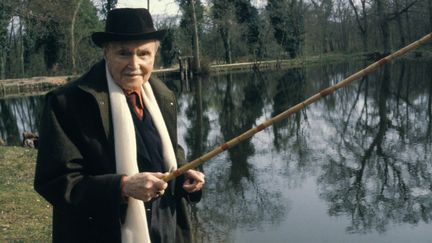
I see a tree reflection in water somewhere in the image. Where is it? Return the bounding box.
[318,61,432,234]
[272,68,307,150]
[190,73,287,242]
[0,96,43,145]
[271,68,312,176]
[184,76,211,162]
[220,73,264,185]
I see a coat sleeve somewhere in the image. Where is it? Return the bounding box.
[34,92,125,218]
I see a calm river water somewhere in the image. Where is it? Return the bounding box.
[1,59,432,242]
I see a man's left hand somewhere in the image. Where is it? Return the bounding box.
[182,169,205,193]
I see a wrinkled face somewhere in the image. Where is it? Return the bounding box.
[104,40,158,90]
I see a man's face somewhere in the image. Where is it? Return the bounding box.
[105,40,157,91]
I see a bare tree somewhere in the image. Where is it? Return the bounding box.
[191,0,201,72]
[212,0,235,63]
[348,0,369,51]
[310,0,333,53]
[429,0,432,31]
[71,0,84,74]
[394,0,406,46]
[375,0,391,53]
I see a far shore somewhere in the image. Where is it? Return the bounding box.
[1,51,429,98]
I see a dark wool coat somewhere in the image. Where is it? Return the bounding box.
[34,60,199,243]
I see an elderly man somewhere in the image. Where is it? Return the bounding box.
[34,8,204,243]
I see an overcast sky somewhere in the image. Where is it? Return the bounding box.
[143,0,181,16]
[98,0,362,17]
[119,0,266,17]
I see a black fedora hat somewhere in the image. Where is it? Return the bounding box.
[92,8,166,47]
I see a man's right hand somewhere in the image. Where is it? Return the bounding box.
[122,172,168,202]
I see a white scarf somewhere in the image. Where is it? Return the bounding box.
[106,65,177,243]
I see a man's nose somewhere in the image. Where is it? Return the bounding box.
[127,55,139,69]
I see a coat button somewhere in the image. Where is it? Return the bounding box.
[170,102,174,106]
[99,101,105,105]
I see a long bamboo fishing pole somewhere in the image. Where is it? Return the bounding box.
[163,32,432,182]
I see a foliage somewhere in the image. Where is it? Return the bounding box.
[0,0,431,79]
[211,0,236,63]
[176,0,205,55]
[1,0,102,79]
[209,0,265,63]
[233,0,261,56]
[266,0,305,58]
[0,1,17,79]
[159,25,177,67]
[70,0,104,72]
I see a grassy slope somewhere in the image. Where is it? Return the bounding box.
[0,146,51,242]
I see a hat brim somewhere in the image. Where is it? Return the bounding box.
[92,30,166,47]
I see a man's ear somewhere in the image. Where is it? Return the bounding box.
[153,40,160,54]
[102,43,110,59]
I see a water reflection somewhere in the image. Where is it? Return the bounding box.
[184,77,210,160]
[318,61,432,234]
[1,60,431,242]
[220,73,265,185]
[272,68,307,151]
[188,60,431,242]
[184,74,287,242]
[0,96,44,145]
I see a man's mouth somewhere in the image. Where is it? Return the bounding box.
[126,72,142,76]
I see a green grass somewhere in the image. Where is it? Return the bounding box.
[0,146,51,242]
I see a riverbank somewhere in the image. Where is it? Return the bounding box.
[0,50,429,98]
[0,146,51,241]
[0,53,363,98]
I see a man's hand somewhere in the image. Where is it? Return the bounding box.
[183,169,205,193]
[122,172,168,202]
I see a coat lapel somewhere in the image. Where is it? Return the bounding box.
[77,61,111,141]
[150,77,177,144]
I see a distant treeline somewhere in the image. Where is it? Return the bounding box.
[1,0,431,79]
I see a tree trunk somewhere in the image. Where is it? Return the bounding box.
[7,20,14,77]
[19,18,24,76]
[376,0,391,54]
[361,0,368,51]
[191,0,201,72]
[429,0,432,31]
[321,21,329,53]
[71,0,83,74]
[405,0,412,40]
[0,51,5,79]
[394,0,406,47]
[219,27,232,64]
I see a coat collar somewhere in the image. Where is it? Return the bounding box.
[75,60,175,141]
